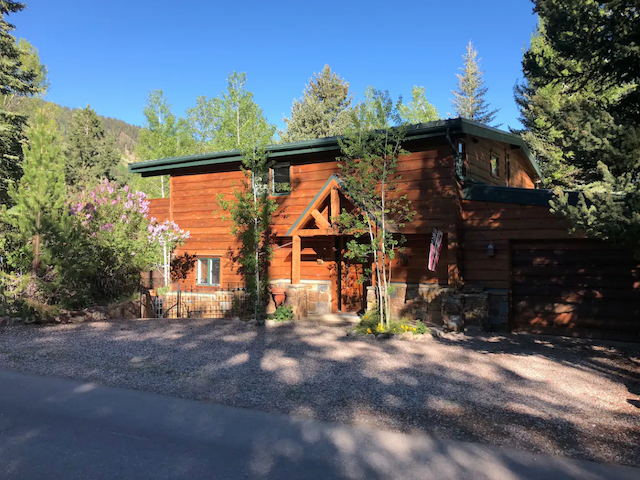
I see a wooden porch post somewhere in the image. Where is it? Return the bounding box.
[447,231,463,287]
[331,187,340,222]
[292,235,301,284]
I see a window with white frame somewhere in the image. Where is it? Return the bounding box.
[197,258,221,286]
[271,163,291,196]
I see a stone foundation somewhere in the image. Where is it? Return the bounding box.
[365,282,492,329]
[278,280,332,320]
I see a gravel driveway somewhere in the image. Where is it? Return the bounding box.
[1,318,639,467]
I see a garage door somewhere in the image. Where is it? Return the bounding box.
[511,240,640,342]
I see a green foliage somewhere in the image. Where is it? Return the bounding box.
[337,88,415,327]
[135,90,194,198]
[64,105,121,188]
[523,2,640,254]
[550,162,640,257]
[516,20,637,187]
[216,73,278,322]
[212,72,276,151]
[281,65,354,142]
[46,180,158,308]
[269,304,294,322]
[354,309,380,334]
[2,108,67,274]
[0,2,42,205]
[186,95,219,153]
[451,41,500,126]
[354,311,427,335]
[399,86,439,124]
[533,0,640,125]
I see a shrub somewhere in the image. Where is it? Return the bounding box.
[354,310,429,336]
[269,304,294,322]
[354,309,381,334]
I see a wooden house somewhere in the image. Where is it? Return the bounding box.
[130,118,639,341]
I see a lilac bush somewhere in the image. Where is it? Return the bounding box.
[49,179,189,307]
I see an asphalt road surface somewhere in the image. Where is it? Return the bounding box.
[0,370,638,480]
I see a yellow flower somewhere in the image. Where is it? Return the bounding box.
[367,328,372,333]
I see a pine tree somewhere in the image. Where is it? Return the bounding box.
[0,1,40,205]
[64,105,121,188]
[529,1,640,254]
[281,65,353,142]
[399,86,439,124]
[3,109,67,273]
[516,21,635,187]
[451,41,500,126]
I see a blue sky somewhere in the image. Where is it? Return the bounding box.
[15,0,538,132]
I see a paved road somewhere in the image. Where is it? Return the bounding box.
[0,370,638,480]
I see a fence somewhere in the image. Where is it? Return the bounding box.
[146,283,254,319]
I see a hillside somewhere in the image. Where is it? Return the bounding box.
[25,98,141,162]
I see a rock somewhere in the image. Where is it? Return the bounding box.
[24,316,37,324]
[91,310,107,321]
[246,319,258,326]
[398,332,415,341]
[70,316,86,324]
[346,329,366,337]
[465,325,483,335]
[376,332,394,341]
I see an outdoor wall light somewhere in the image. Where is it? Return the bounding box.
[487,242,495,257]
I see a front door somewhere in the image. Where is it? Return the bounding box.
[334,237,370,314]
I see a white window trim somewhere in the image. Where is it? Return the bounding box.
[196,258,221,286]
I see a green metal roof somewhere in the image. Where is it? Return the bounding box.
[462,181,579,206]
[129,118,542,179]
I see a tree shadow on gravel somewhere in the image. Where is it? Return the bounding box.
[1,319,639,475]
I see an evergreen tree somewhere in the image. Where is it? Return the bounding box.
[0,1,41,205]
[528,1,640,254]
[533,0,640,124]
[64,105,121,188]
[3,109,66,273]
[516,21,636,187]
[399,86,439,124]
[281,65,354,142]
[451,41,500,126]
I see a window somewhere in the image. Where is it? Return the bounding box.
[197,258,220,286]
[271,164,291,196]
[490,153,499,178]
[457,140,467,176]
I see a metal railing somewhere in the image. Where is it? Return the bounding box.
[147,283,254,319]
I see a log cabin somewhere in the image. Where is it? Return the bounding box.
[130,118,639,342]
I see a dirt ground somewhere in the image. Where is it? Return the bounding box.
[0,318,638,466]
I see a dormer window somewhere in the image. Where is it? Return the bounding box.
[490,153,499,178]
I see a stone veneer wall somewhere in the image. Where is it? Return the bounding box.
[366,283,500,329]
[270,280,332,320]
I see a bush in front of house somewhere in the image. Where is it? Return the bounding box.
[353,310,429,336]
[269,304,295,322]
